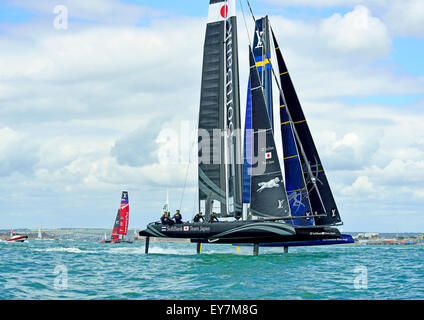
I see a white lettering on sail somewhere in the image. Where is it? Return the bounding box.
[226,20,234,142]
[255,30,264,49]
[224,17,236,215]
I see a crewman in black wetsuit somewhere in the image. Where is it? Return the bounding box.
[160,211,167,224]
[193,211,204,223]
[161,212,174,226]
[208,212,219,223]
[173,210,183,224]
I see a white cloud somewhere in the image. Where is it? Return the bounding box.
[268,12,423,101]
[261,0,424,37]
[384,0,424,37]
[341,176,375,196]
[9,0,162,25]
[413,190,424,199]
[0,128,39,177]
[261,0,387,7]
[319,5,391,55]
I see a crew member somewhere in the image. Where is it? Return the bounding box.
[209,212,219,223]
[160,211,167,224]
[161,212,174,226]
[193,211,204,223]
[173,210,183,224]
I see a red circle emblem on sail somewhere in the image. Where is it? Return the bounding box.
[220,5,228,18]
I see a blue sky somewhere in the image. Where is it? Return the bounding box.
[0,0,423,233]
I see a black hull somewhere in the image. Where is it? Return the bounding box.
[139,221,341,244]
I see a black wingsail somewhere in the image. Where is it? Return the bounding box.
[271,29,341,226]
[248,47,290,219]
[198,0,243,218]
[111,209,121,240]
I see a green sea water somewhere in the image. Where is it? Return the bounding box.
[1,240,423,300]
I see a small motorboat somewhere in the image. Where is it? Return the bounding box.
[6,229,28,242]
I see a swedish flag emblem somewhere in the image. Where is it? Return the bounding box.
[255,53,271,72]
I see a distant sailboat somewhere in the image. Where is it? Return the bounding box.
[139,0,352,254]
[101,191,133,243]
[38,228,42,240]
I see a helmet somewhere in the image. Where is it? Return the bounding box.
[176,209,180,213]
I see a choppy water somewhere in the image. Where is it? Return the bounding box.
[1,240,423,300]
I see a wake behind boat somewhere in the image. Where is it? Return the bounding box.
[101,191,133,244]
[139,0,351,255]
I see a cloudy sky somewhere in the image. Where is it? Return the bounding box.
[1,0,423,232]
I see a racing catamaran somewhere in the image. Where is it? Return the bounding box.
[139,0,353,254]
[101,191,132,243]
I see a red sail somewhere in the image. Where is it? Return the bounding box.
[119,191,129,236]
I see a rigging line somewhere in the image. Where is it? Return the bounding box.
[179,134,197,211]
[245,0,257,25]
[239,0,252,47]
[192,184,198,218]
